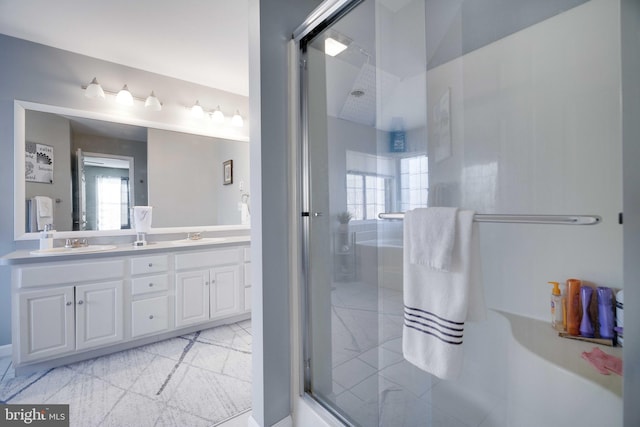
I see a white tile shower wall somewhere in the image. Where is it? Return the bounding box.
[427,0,622,321]
[424,0,623,424]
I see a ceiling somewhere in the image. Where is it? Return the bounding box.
[0,0,250,96]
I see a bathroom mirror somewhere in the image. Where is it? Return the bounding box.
[14,101,250,240]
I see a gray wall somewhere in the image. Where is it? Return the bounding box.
[622,0,640,424]
[0,34,248,346]
[248,0,322,425]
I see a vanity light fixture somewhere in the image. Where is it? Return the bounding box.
[212,105,225,123]
[84,77,106,99]
[144,91,162,111]
[191,101,205,118]
[231,110,244,127]
[116,85,134,106]
[82,78,163,110]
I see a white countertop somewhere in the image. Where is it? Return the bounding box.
[0,235,250,265]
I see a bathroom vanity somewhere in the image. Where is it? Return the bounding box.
[2,237,251,375]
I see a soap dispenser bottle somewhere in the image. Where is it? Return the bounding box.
[566,278,582,336]
[548,281,563,331]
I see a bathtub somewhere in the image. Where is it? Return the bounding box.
[356,239,403,290]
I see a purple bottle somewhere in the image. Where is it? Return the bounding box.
[597,287,615,339]
[579,287,594,338]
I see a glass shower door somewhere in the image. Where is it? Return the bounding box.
[300,0,624,426]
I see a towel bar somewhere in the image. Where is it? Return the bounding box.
[378,212,602,225]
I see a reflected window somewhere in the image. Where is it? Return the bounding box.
[400,155,428,211]
[96,176,130,230]
[346,172,390,220]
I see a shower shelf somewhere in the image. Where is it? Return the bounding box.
[495,310,622,396]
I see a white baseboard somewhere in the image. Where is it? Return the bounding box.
[0,344,12,358]
[248,414,292,427]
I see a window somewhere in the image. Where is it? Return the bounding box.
[96,176,130,230]
[346,172,390,220]
[400,155,428,211]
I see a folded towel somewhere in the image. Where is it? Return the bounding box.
[133,206,153,233]
[405,207,457,271]
[33,196,53,231]
[402,209,486,379]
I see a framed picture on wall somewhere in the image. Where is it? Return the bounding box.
[25,141,54,183]
[223,159,233,185]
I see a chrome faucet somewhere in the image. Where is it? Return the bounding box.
[187,232,203,241]
[65,238,88,248]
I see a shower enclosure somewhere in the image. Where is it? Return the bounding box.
[295,0,625,425]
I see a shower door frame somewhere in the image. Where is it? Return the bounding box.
[293,0,364,423]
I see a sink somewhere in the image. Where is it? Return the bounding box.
[171,237,228,245]
[30,245,118,256]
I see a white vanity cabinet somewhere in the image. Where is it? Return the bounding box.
[129,255,171,338]
[14,259,125,364]
[7,239,250,374]
[175,248,243,327]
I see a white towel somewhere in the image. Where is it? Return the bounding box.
[133,206,153,233]
[33,196,53,231]
[405,207,457,271]
[402,209,486,380]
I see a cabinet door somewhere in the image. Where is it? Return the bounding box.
[76,281,124,350]
[175,270,210,327]
[18,287,75,363]
[210,265,241,320]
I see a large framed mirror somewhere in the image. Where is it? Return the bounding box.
[14,101,250,240]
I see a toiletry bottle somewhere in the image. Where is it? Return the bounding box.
[39,224,54,250]
[566,278,582,336]
[597,287,614,339]
[579,286,594,337]
[548,282,563,331]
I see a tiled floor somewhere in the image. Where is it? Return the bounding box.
[324,280,505,427]
[0,319,252,427]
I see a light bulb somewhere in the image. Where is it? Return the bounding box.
[231,110,244,127]
[212,106,225,123]
[116,84,134,106]
[191,101,204,118]
[144,91,162,111]
[85,77,105,99]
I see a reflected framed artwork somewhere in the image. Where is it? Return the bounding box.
[223,159,233,185]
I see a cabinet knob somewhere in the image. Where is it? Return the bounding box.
[205,281,209,286]
[77,300,84,305]
[149,315,154,320]
[66,301,73,306]
[148,263,153,267]
[148,283,154,287]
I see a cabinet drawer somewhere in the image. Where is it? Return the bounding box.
[131,255,169,275]
[18,260,124,288]
[175,249,239,270]
[131,274,169,296]
[131,296,170,337]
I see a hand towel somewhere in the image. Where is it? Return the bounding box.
[133,206,153,233]
[405,207,458,271]
[402,209,486,380]
[33,196,53,231]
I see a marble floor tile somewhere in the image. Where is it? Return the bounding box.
[137,336,193,361]
[128,355,188,402]
[154,405,213,427]
[45,373,126,426]
[100,391,164,427]
[332,357,378,390]
[185,342,231,374]
[221,349,252,383]
[167,365,251,424]
[357,346,404,371]
[379,360,437,397]
[3,367,79,404]
[74,347,157,390]
[217,410,252,427]
[0,356,12,382]
[197,325,236,345]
